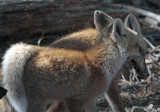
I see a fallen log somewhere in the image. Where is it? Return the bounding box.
[106,4,160,22]
[0,0,128,40]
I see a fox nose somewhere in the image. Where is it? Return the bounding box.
[137,72,149,80]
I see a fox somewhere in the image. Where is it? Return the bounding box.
[1,10,148,112]
[0,18,148,112]
[46,14,148,112]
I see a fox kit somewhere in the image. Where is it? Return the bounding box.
[47,14,148,112]
[2,10,148,112]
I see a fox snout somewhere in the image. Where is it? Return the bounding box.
[130,59,149,80]
[138,64,149,80]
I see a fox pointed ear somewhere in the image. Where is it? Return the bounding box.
[94,10,113,33]
[124,14,142,35]
[111,18,125,42]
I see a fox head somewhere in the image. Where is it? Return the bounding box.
[94,10,127,51]
[124,14,149,79]
[94,10,149,79]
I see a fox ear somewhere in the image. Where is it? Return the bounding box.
[111,18,125,42]
[124,14,141,35]
[94,10,113,33]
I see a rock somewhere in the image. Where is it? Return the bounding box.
[147,104,154,109]
[131,106,146,112]
[144,104,158,112]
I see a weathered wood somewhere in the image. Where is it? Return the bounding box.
[0,0,128,40]
[107,4,160,22]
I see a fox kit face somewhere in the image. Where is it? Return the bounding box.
[94,10,148,78]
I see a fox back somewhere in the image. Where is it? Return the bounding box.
[50,28,97,51]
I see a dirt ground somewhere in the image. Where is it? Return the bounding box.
[96,80,160,112]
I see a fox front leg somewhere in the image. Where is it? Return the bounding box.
[105,72,125,112]
[66,99,84,112]
[84,99,97,112]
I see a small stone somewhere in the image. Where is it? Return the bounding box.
[146,104,154,111]
[147,104,154,109]
[131,106,146,112]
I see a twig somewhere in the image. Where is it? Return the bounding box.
[143,37,156,49]
[132,68,140,83]
[153,53,160,58]
[149,45,160,53]
[120,84,141,91]
[129,73,133,85]
[121,73,126,80]
[147,53,159,63]
[147,65,156,81]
